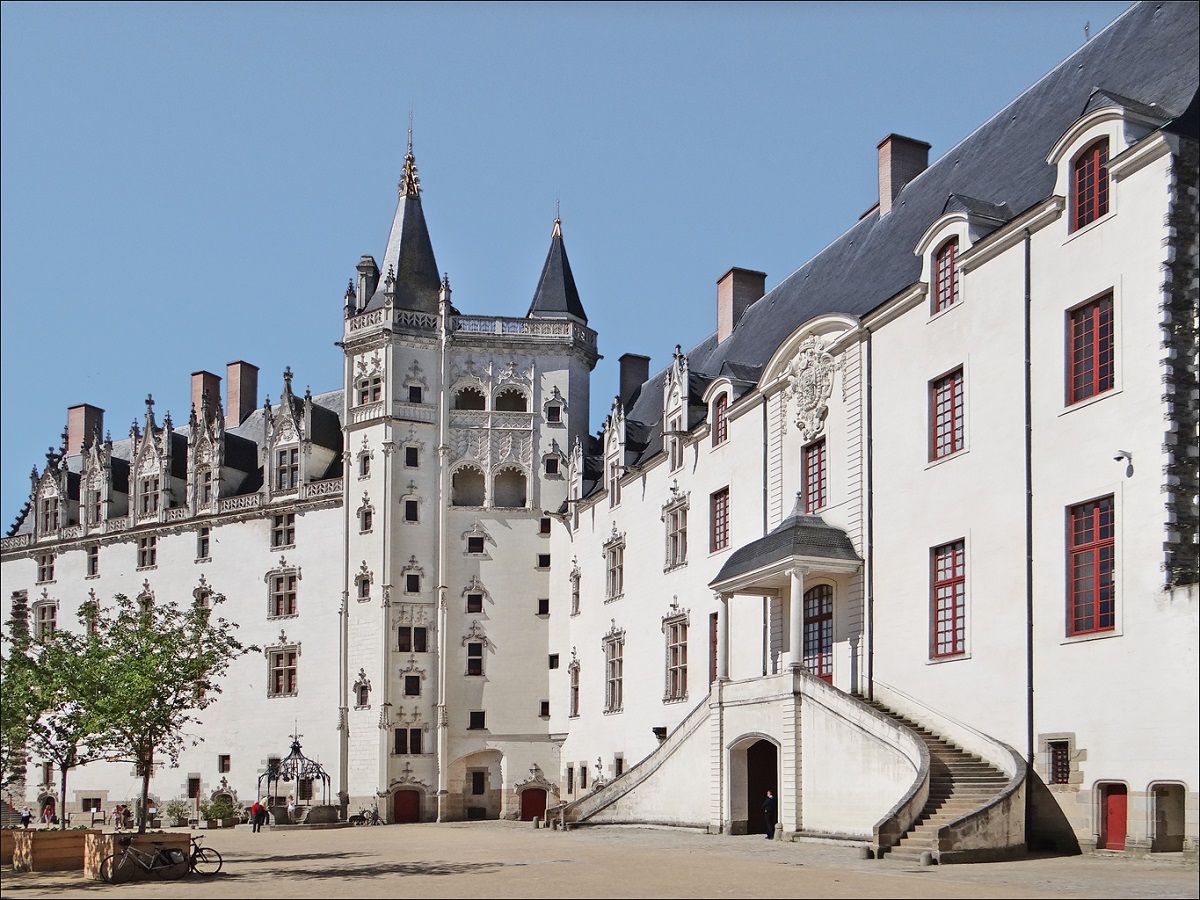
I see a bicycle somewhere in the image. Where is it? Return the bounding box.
[188,834,223,876]
[348,805,382,825]
[98,835,189,883]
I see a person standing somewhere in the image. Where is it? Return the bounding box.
[762,790,777,840]
[250,799,263,833]
[20,807,32,829]
[287,794,296,823]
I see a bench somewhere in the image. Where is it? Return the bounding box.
[90,810,107,826]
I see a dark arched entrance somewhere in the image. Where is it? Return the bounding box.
[519,788,547,821]
[746,739,778,836]
[393,789,421,823]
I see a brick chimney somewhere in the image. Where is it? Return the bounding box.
[618,353,650,408]
[877,134,930,216]
[191,370,222,421]
[226,360,259,429]
[717,268,766,343]
[66,404,104,456]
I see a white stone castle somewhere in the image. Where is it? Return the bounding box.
[3,1,1197,861]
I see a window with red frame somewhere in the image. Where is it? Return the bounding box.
[1068,294,1114,404]
[930,369,964,460]
[802,584,833,683]
[803,439,827,512]
[933,238,960,313]
[710,488,730,552]
[1071,138,1109,231]
[931,540,966,657]
[711,394,729,446]
[1068,496,1115,635]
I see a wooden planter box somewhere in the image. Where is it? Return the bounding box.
[84,832,191,882]
[12,829,100,873]
[1,829,16,865]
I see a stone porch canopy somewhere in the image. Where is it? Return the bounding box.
[709,496,861,674]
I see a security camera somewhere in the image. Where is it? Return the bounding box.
[1113,450,1132,462]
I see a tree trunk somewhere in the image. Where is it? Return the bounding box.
[58,763,69,831]
[138,748,153,835]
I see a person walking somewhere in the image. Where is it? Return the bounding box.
[250,799,263,833]
[20,807,32,829]
[762,790,777,840]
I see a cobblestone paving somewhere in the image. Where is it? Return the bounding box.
[2,822,1196,899]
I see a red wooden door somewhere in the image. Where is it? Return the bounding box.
[1101,784,1127,850]
[392,789,420,824]
[519,788,547,821]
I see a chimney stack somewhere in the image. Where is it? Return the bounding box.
[356,256,380,313]
[877,134,930,216]
[717,268,766,343]
[191,370,222,421]
[618,353,650,408]
[226,360,259,429]
[66,404,104,456]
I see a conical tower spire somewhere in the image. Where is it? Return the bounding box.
[527,216,587,324]
[365,139,440,315]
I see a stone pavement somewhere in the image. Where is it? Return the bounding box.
[1,821,1196,899]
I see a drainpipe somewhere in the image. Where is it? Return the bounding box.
[762,398,769,535]
[1023,231,1035,767]
[865,329,875,701]
[435,279,452,821]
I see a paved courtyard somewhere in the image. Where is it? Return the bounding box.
[2,821,1197,899]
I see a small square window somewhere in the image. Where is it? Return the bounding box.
[539,517,552,535]
[548,654,560,669]
[468,711,486,730]
[540,701,550,717]
[404,500,419,523]
[537,597,550,616]
[467,535,485,554]
[545,458,559,476]
[546,405,562,424]
[404,675,421,696]
[218,755,231,773]
[404,446,419,468]
[466,593,483,613]
[537,553,551,570]
[408,385,423,404]
[406,573,420,593]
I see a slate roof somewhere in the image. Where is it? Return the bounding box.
[527,219,588,324]
[608,1,1199,486]
[364,151,441,315]
[710,498,861,587]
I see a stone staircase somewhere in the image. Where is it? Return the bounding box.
[866,700,1011,861]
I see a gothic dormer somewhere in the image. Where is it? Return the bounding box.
[603,397,627,509]
[663,346,688,473]
[188,389,227,515]
[130,395,175,523]
[31,438,71,540]
[263,368,342,500]
[80,429,116,530]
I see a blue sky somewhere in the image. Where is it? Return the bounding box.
[1,1,1133,522]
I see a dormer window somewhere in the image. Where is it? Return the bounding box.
[1071,138,1109,231]
[357,375,383,406]
[275,448,299,491]
[933,238,960,313]
[198,467,214,505]
[668,417,684,472]
[711,394,729,447]
[139,477,160,515]
[608,461,622,507]
[39,496,60,533]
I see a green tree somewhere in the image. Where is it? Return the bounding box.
[84,591,253,833]
[0,652,42,791]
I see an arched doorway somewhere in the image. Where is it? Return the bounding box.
[37,796,56,825]
[1151,782,1185,853]
[746,740,778,837]
[1098,783,1127,850]
[392,789,421,824]
[519,788,547,821]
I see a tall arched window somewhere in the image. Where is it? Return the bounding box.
[451,466,485,507]
[933,238,959,313]
[1071,138,1109,231]
[453,387,486,410]
[711,394,729,446]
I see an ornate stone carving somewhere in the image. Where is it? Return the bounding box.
[784,335,836,441]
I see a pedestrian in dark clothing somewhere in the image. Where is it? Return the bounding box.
[20,807,32,829]
[250,800,263,833]
[762,790,777,839]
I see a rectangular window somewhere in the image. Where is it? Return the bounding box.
[200,469,213,504]
[545,457,560,476]
[467,535,485,554]
[803,439,827,513]
[88,489,102,524]
[546,404,562,424]
[358,375,383,406]
[471,770,486,794]
[931,540,966,658]
[933,238,960,313]
[580,766,588,790]
[608,461,621,507]
[275,448,299,491]
[359,508,373,533]
[188,777,201,799]
[1068,294,1114,404]
[468,711,486,731]
[269,650,298,696]
[1049,741,1071,785]
[540,700,550,717]
[218,755,231,773]
[408,385,423,404]
[710,488,730,552]
[1072,139,1109,231]
[82,797,102,812]
[571,572,581,615]
[615,756,624,777]
[404,445,420,468]
[404,499,419,522]
[398,626,428,653]
[37,553,54,583]
[139,477,160,515]
[404,675,421,696]
[930,368,964,460]
[569,665,580,717]
[270,574,298,617]
[606,544,624,599]
[466,642,484,676]
[137,536,157,569]
[668,416,684,471]
[394,728,423,755]
[665,619,687,701]
[271,513,296,548]
[605,637,624,713]
[548,653,559,669]
[537,553,551,570]
[40,496,60,532]
[712,394,729,446]
[405,573,420,593]
[34,603,57,639]
[1068,496,1116,636]
[566,767,574,794]
[539,516,552,535]
[466,593,483,613]
[87,544,100,577]
[537,597,550,616]
[665,506,687,569]
[359,454,371,478]
[196,527,210,560]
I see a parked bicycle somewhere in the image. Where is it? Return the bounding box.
[99,835,188,883]
[189,834,222,876]
[348,805,382,826]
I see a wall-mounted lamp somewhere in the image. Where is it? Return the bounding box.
[1113,450,1132,463]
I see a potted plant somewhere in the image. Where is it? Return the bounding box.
[208,796,239,828]
[164,799,191,829]
[198,799,217,830]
